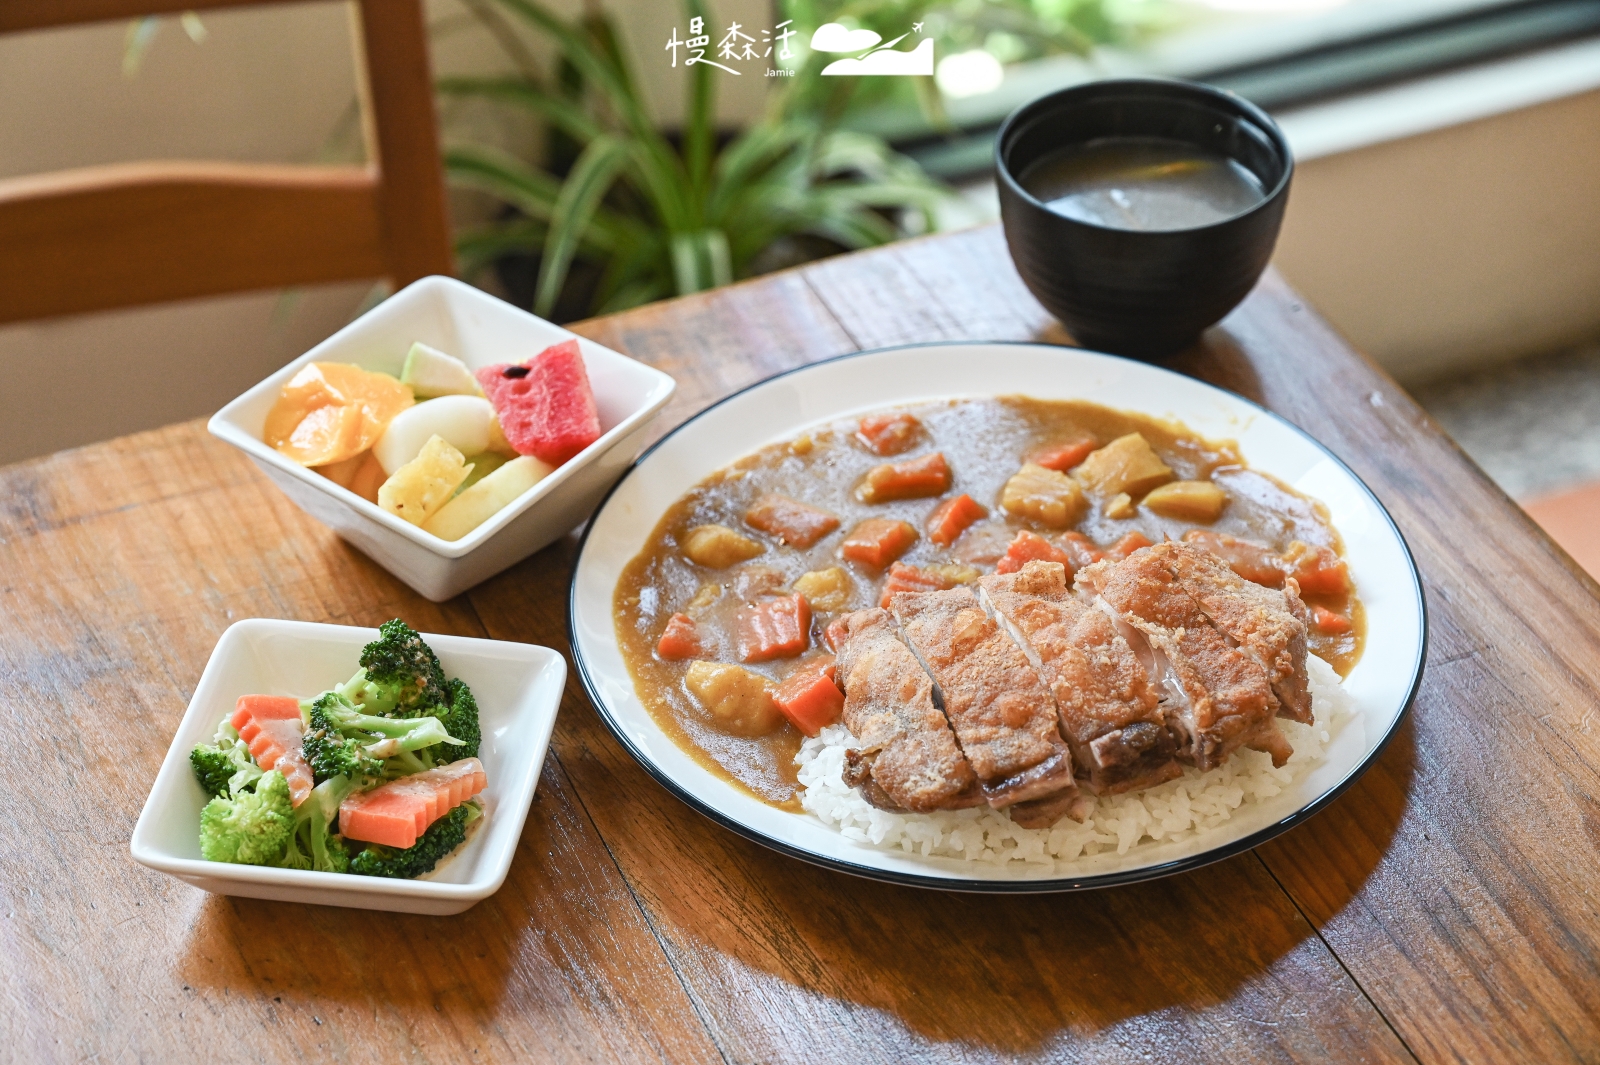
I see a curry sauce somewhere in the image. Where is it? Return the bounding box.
[615,397,1365,807]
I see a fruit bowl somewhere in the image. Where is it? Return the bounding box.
[208,276,675,601]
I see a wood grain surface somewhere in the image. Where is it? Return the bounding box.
[3,223,1597,1064]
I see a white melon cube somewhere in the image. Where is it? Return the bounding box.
[422,455,554,541]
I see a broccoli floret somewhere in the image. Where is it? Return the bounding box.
[436,678,481,761]
[198,770,295,865]
[190,717,265,797]
[356,619,450,716]
[190,745,236,798]
[276,775,355,873]
[302,694,386,785]
[347,803,475,879]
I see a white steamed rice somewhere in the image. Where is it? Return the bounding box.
[796,653,1352,868]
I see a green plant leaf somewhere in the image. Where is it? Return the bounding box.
[536,135,633,316]
[669,230,732,295]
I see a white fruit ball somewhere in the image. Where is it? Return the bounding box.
[374,395,494,475]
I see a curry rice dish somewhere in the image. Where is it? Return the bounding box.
[614,396,1361,835]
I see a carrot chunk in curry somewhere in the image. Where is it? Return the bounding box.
[1029,436,1097,472]
[839,518,918,568]
[656,613,700,660]
[1312,605,1352,634]
[995,530,1075,576]
[1284,541,1351,596]
[736,594,812,662]
[1058,531,1106,569]
[744,493,840,548]
[879,562,957,607]
[772,655,844,737]
[1106,531,1154,560]
[856,452,951,504]
[926,493,987,547]
[856,412,922,456]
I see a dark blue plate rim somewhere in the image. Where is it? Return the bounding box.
[565,340,1427,893]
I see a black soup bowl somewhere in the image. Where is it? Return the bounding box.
[996,78,1293,359]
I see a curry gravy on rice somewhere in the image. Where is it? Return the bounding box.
[615,397,1363,811]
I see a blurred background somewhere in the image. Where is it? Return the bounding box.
[2,0,1598,568]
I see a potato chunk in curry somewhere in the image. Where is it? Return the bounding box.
[684,660,785,737]
[793,567,854,611]
[1074,433,1174,498]
[1001,463,1086,528]
[1143,480,1226,522]
[683,524,764,568]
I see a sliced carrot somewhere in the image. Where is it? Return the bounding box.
[1029,436,1097,472]
[856,452,951,504]
[338,757,486,849]
[736,594,812,662]
[1283,540,1351,596]
[656,613,701,660]
[1058,530,1106,570]
[744,493,840,548]
[1106,531,1154,560]
[878,562,957,607]
[1311,605,1352,634]
[839,518,918,568]
[1182,529,1288,587]
[231,694,314,807]
[773,656,845,737]
[925,493,987,547]
[856,412,921,456]
[994,530,1074,576]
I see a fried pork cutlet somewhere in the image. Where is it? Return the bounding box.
[979,561,1181,794]
[1154,541,1314,725]
[890,587,1077,809]
[832,608,983,812]
[1077,551,1291,770]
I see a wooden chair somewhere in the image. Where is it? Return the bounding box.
[0,0,455,324]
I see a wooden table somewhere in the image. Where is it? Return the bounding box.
[5,224,1599,1064]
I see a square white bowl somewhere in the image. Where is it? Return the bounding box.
[130,618,566,915]
[208,275,675,601]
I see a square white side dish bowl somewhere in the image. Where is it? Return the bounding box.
[130,618,565,915]
[208,275,675,601]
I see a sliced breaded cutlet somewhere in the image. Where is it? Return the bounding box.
[1077,550,1291,770]
[890,587,1077,811]
[979,561,1181,795]
[1154,541,1314,725]
[832,608,983,812]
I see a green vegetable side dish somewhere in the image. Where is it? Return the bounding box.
[189,620,488,880]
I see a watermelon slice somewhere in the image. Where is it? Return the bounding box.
[475,339,602,466]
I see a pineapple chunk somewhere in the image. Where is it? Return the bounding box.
[423,455,554,541]
[685,660,784,737]
[377,435,472,526]
[793,567,854,611]
[1143,480,1226,522]
[1001,463,1086,528]
[683,524,764,568]
[1074,433,1175,498]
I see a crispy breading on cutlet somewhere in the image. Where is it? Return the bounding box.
[891,587,1077,807]
[833,608,983,812]
[979,561,1181,794]
[1154,541,1314,725]
[1077,551,1291,770]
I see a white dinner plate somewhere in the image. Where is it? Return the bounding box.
[568,342,1426,891]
